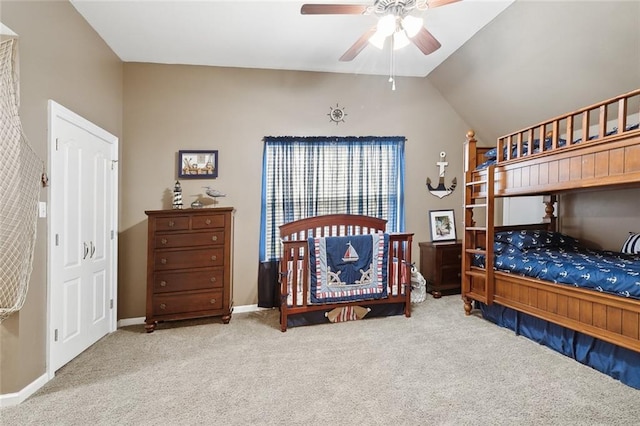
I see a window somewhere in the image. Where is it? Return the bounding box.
[259,136,405,261]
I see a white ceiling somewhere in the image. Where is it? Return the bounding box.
[70,0,514,78]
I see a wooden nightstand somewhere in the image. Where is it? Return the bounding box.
[419,241,462,298]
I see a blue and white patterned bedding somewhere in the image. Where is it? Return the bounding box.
[476,123,640,170]
[474,230,640,300]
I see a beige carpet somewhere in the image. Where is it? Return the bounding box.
[1,295,638,425]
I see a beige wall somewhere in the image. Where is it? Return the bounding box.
[429,0,640,250]
[0,0,123,393]
[120,63,469,318]
[3,0,639,400]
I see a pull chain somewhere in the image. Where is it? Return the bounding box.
[389,36,396,91]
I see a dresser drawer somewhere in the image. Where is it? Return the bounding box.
[153,291,223,316]
[153,269,224,293]
[155,230,225,249]
[154,247,224,270]
[155,216,190,231]
[192,214,225,229]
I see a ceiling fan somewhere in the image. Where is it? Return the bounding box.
[301,0,461,61]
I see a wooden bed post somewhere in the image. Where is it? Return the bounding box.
[542,195,557,231]
[464,130,477,172]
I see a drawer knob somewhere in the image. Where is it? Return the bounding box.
[161,238,168,245]
[210,277,217,283]
[210,298,216,304]
[160,258,167,264]
[159,303,166,310]
[160,280,167,287]
[211,235,218,242]
[211,255,217,261]
[168,220,175,227]
[205,219,211,225]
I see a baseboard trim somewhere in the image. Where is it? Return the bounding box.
[234,304,270,314]
[116,304,269,328]
[117,316,145,327]
[0,373,49,407]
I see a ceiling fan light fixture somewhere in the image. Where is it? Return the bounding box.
[368,30,387,49]
[401,15,423,38]
[376,14,397,37]
[393,30,410,50]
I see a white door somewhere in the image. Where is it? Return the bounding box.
[48,101,118,374]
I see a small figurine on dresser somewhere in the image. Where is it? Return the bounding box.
[172,180,183,209]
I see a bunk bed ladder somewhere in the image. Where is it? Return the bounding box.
[462,166,495,311]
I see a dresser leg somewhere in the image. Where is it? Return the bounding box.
[432,291,442,299]
[221,313,232,324]
[145,321,157,333]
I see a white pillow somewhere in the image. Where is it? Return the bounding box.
[621,232,640,254]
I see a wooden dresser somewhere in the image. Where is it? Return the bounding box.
[419,241,462,298]
[145,207,234,332]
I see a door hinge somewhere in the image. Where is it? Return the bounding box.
[54,329,58,342]
[111,159,118,170]
[55,138,59,151]
[55,234,59,246]
[110,299,114,309]
[111,230,114,240]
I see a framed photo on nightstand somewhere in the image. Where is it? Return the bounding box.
[429,209,456,242]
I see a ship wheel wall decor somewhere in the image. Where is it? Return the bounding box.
[328,103,347,124]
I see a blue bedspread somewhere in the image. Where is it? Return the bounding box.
[308,233,389,303]
[474,231,640,300]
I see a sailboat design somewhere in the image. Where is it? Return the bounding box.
[342,241,359,262]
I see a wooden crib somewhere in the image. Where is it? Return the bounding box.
[278,214,413,332]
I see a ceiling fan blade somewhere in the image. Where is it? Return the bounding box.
[411,27,441,55]
[427,0,461,8]
[339,25,377,61]
[301,4,368,15]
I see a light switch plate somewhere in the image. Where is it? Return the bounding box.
[39,201,47,218]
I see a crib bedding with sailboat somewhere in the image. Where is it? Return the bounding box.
[278,214,413,331]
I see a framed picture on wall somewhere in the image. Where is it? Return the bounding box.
[429,209,457,242]
[178,150,218,178]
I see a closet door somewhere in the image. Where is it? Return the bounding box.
[49,101,117,373]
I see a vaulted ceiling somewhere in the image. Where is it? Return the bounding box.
[70,0,514,78]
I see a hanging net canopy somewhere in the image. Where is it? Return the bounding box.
[0,34,43,322]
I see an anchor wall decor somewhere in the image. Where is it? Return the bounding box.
[426,151,457,198]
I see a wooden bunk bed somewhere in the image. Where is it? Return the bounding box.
[279,214,413,332]
[462,89,640,387]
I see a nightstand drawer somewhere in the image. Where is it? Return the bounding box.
[153,269,224,293]
[153,291,223,316]
[155,230,225,249]
[154,247,224,270]
[441,267,462,283]
[439,247,462,265]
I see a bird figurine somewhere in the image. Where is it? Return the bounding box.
[203,186,226,198]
